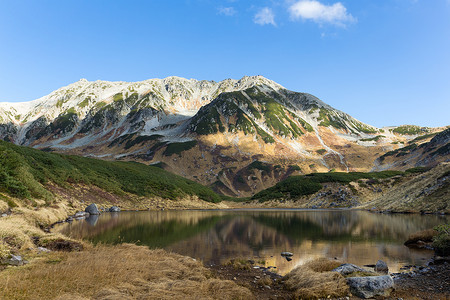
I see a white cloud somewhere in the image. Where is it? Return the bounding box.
[218,6,236,16]
[254,7,276,26]
[289,0,356,26]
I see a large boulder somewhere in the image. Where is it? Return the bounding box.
[375,260,389,274]
[332,263,367,276]
[347,275,394,299]
[85,203,100,215]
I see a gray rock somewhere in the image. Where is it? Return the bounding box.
[332,263,366,275]
[109,206,121,212]
[3,255,24,266]
[85,203,100,215]
[1,213,7,217]
[346,275,394,299]
[37,247,50,253]
[281,252,293,257]
[375,260,389,274]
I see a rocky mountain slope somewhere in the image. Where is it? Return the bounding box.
[0,76,447,196]
[374,128,450,171]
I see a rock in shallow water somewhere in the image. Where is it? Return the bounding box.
[85,203,100,215]
[346,275,394,299]
[109,206,120,212]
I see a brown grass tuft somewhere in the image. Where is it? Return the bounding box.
[283,258,349,299]
[257,275,273,286]
[226,258,253,270]
[302,257,342,272]
[0,244,253,300]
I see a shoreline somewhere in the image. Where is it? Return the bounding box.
[1,201,449,299]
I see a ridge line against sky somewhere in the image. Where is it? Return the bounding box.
[0,0,449,128]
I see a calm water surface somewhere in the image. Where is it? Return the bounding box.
[55,209,449,274]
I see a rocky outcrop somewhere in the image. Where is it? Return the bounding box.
[346,275,394,298]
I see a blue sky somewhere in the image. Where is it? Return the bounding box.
[0,0,449,127]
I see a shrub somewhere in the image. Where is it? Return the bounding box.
[433,224,450,256]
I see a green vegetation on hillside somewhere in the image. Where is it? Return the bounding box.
[252,170,405,202]
[350,120,377,134]
[393,125,429,135]
[163,141,197,156]
[360,135,384,142]
[408,132,437,144]
[0,140,222,204]
[247,161,272,174]
[191,87,314,142]
[380,143,418,161]
[433,224,450,256]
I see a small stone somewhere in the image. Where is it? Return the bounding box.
[375,260,389,274]
[3,255,24,266]
[1,213,7,217]
[281,252,293,257]
[37,247,50,253]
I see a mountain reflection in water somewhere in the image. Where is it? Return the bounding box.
[55,209,449,274]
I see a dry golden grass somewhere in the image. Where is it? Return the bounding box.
[0,243,253,300]
[302,257,342,272]
[226,258,254,270]
[0,214,78,259]
[256,275,273,286]
[283,258,349,299]
[405,229,437,245]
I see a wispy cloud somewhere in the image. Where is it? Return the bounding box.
[218,6,236,16]
[289,0,356,26]
[254,7,276,26]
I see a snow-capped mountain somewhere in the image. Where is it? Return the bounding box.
[0,76,442,196]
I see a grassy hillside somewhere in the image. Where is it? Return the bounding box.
[0,140,222,205]
[251,169,421,202]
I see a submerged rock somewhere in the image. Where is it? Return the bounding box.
[332,263,366,276]
[85,203,100,215]
[346,275,394,298]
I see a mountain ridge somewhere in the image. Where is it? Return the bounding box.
[0,75,447,197]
